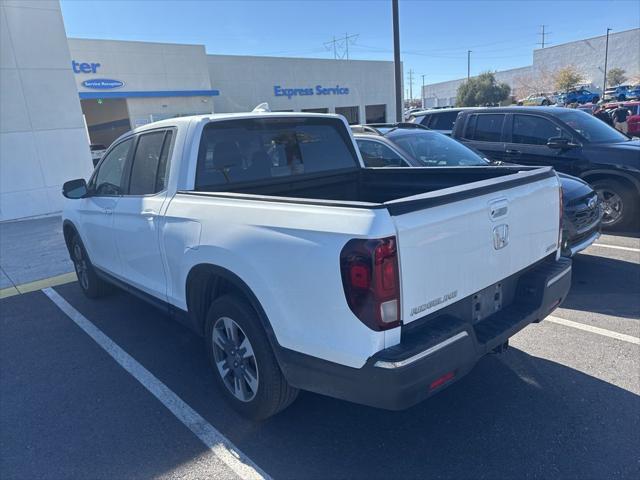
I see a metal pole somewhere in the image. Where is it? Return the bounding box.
[421,74,425,108]
[392,0,402,122]
[603,28,611,98]
[467,50,471,80]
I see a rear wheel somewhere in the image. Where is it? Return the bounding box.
[592,179,637,229]
[205,295,298,420]
[541,99,550,106]
[70,234,110,298]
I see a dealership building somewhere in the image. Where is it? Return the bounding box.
[0,0,396,221]
[69,39,396,148]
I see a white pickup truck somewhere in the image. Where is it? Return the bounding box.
[62,112,571,420]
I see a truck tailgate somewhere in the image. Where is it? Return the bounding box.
[386,168,560,324]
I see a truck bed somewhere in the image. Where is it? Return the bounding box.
[192,165,555,214]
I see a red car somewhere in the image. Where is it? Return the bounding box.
[604,101,640,137]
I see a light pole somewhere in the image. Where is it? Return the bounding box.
[392,0,402,122]
[421,74,426,108]
[603,28,611,98]
[467,50,471,80]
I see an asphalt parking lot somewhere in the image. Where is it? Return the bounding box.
[1,234,638,480]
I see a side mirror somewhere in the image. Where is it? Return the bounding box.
[62,178,88,199]
[547,137,576,150]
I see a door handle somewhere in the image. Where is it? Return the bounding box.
[141,210,156,218]
[505,149,521,155]
[103,208,113,215]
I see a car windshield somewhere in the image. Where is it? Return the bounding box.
[390,130,488,166]
[555,109,630,143]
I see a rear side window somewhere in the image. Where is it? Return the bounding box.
[195,117,359,189]
[417,115,430,126]
[128,130,173,195]
[428,111,459,131]
[465,114,505,142]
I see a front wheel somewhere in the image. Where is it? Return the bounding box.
[70,234,110,298]
[205,295,298,420]
[592,179,637,229]
[541,99,550,106]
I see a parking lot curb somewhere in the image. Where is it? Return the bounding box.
[0,272,77,299]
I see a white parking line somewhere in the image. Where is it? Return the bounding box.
[592,243,640,253]
[546,315,640,345]
[42,287,270,480]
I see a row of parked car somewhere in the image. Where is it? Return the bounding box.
[518,84,640,107]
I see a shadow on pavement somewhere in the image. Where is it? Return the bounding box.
[561,252,640,319]
[40,283,640,480]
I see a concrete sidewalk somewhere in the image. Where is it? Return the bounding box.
[0,216,74,296]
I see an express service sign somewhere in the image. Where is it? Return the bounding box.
[273,85,350,99]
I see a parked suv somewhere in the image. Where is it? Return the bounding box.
[408,108,474,135]
[518,93,552,106]
[451,107,640,228]
[604,85,640,102]
[559,88,600,105]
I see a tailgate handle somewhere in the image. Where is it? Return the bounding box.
[489,199,509,220]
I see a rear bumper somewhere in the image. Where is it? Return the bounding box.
[278,256,572,410]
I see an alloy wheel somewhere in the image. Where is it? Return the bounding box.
[73,242,90,290]
[211,316,259,402]
[597,188,623,226]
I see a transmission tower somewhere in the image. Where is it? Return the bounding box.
[324,33,359,59]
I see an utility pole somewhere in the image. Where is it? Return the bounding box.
[467,50,471,80]
[603,28,611,97]
[537,25,551,49]
[407,69,414,101]
[392,0,402,121]
[421,74,426,108]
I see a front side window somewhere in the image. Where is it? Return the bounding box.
[128,130,173,195]
[92,138,133,196]
[466,114,505,142]
[356,139,406,167]
[512,115,566,145]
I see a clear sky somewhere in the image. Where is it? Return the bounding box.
[61,0,639,94]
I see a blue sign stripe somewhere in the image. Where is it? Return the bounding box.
[79,89,220,99]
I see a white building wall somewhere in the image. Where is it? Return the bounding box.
[533,28,640,90]
[207,55,396,122]
[421,29,639,106]
[0,0,92,222]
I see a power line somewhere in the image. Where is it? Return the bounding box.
[324,33,359,59]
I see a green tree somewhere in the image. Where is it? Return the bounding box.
[554,66,584,92]
[456,72,511,107]
[606,68,627,87]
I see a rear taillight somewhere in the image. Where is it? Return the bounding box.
[340,236,401,331]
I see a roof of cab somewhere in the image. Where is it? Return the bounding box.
[132,111,344,134]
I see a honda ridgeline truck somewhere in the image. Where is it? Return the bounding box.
[62,112,571,420]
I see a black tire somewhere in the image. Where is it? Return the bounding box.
[541,99,550,106]
[591,179,638,229]
[205,295,298,420]
[70,234,111,298]
[592,97,599,104]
